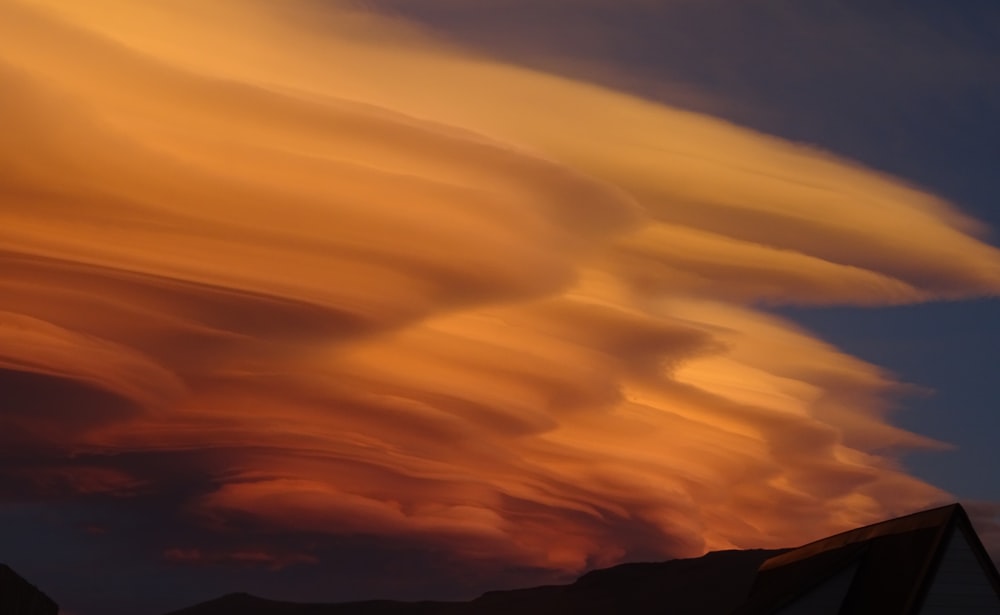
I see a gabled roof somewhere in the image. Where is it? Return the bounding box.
[735,503,1000,614]
[0,563,59,615]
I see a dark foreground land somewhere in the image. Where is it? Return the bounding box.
[163,549,784,615]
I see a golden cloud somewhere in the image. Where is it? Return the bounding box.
[1,0,996,574]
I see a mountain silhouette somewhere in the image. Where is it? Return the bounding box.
[163,549,784,615]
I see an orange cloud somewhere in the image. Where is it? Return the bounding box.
[0,0,996,578]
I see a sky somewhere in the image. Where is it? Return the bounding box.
[0,1,998,614]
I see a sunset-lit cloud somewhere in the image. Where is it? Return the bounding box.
[1,0,998,588]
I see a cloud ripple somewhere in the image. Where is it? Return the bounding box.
[1,0,998,580]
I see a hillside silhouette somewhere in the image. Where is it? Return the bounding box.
[163,549,784,615]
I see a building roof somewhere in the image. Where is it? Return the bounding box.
[735,503,1000,614]
[0,563,59,615]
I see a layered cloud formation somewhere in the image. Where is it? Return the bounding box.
[2,0,999,583]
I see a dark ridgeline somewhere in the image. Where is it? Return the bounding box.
[162,502,1000,615]
[0,508,995,615]
[162,549,783,615]
[0,564,58,615]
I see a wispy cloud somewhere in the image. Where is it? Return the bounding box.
[1,0,997,587]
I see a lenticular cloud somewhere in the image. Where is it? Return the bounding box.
[2,0,999,575]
